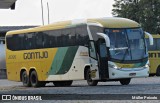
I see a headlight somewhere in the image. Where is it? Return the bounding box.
[109,64,121,69]
[144,64,149,68]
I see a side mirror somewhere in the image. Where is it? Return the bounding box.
[145,32,153,45]
[97,33,110,47]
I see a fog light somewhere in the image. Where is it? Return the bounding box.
[112,72,115,76]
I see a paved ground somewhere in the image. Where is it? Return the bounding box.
[0,77,160,102]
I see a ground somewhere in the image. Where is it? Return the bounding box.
[0,77,160,102]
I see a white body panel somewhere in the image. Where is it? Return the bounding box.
[46,46,100,81]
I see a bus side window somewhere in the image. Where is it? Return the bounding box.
[146,38,156,51]
[75,26,89,46]
[36,32,44,49]
[157,39,160,50]
[89,41,97,59]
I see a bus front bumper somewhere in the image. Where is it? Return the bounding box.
[109,66,149,79]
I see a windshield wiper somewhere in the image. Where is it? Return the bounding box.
[121,48,129,62]
[121,31,132,61]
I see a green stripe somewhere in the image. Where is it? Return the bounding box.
[48,46,78,75]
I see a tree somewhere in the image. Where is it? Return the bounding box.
[112,0,160,34]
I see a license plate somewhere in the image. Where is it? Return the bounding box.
[129,73,136,76]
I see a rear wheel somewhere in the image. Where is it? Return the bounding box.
[53,81,73,87]
[21,71,31,87]
[30,70,45,87]
[119,78,131,85]
[86,69,98,86]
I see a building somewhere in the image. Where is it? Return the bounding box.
[0,26,36,37]
[0,0,17,9]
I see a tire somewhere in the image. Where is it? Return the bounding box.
[156,66,160,76]
[53,81,73,87]
[119,78,131,85]
[86,69,98,86]
[21,71,31,87]
[30,70,42,87]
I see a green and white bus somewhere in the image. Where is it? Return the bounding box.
[6,17,153,87]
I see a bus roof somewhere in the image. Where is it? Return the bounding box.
[6,17,141,35]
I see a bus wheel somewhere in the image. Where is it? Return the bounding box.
[30,71,41,87]
[156,66,160,76]
[21,71,31,87]
[86,69,98,86]
[53,81,73,87]
[119,78,131,85]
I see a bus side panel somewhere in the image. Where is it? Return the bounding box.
[7,62,20,81]
[6,48,58,81]
[39,48,58,81]
[68,46,90,80]
[46,46,90,81]
[148,51,160,74]
[46,46,78,81]
[6,50,24,81]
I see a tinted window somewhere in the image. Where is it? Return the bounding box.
[146,38,159,51]
[157,39,160,50]
[6,25,89,51]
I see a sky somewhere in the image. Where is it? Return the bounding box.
[0,0,114,26]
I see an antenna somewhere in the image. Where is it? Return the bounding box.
[47,2,50,24]
[41,0,44,25]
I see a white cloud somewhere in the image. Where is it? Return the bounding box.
[0,0,114,26]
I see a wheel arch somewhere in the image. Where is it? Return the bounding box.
[84,65,91,80]
[20,68,27,81]
[29,67,37,77]
[156,65,160,76]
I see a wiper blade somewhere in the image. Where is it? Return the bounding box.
[121,30,133,62]
[121,48,129,62]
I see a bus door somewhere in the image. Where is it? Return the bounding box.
[88,41,99,80]
[97,39,109,79]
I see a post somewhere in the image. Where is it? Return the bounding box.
[47,2,50,24]
[41,0,44,25]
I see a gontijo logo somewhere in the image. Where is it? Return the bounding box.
[23,51,48,60]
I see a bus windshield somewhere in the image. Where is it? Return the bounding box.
[105,28,147,61]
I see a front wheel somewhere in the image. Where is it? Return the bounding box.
[86,69,98,86]
[119,78,131,85]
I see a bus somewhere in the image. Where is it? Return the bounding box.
[146,34,160,76]
[6,17,153,87]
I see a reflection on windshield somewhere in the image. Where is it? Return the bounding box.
[105,28,148,61]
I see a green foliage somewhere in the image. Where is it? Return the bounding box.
[112,0,160,34]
